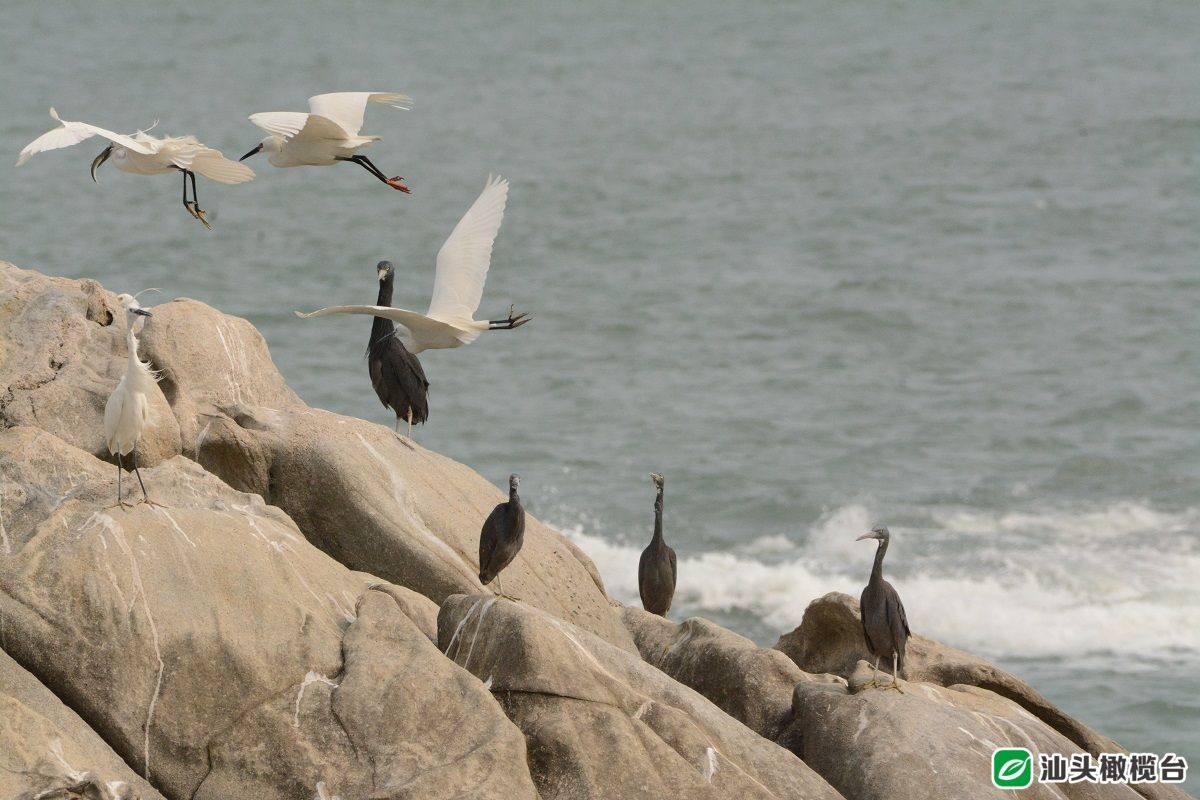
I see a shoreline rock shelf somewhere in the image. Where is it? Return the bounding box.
[0,262,1188,800]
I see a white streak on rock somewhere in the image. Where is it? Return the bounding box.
[157,508,196,548]
[293,670,340,728]
[83,513,164,781]
[703,747,719,783]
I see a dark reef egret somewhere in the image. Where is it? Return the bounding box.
[857,525,910,691]
[638,473,677,616]
[479,474,525,598]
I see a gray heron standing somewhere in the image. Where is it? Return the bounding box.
[368,261,429,436]
[479,474,525,598]
[856,525,909,691]
[638,473,677,616]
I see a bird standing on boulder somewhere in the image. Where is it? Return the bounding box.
[104,294,160,509]
[240,92,413,193]
[368,261,429,437]
[17,108,254,228]
[295,175,530,352]
[639,473,677,616]
[478,474,525,598]
[856,525,910,691]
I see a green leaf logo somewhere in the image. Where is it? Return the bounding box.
[993,748,1034,789]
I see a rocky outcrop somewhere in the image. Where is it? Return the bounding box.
[621,606,842,742]
[2,263,1186,800]
[0,426,536,800]
[776,593,1192,800]
[782,661,1143,800]
[440,595,844,800]
[1,648,165,800]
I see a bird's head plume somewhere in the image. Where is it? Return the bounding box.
[650,473,665,491]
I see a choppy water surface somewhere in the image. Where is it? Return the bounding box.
[2,1,1197,785]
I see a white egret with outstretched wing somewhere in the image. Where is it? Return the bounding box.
[17,108,254,228]
[240,91,413,193]
[296,175,529,354]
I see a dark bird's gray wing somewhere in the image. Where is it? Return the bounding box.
[478,504,506,582]
[370,338,430,424]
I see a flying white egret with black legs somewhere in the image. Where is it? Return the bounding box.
[239,92,413,193]
[16,108,254,229]
[104,293,161,509]
[295,174,530,352]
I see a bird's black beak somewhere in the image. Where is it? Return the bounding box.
[855,532,877,541]
[132,308,152,317]
[90,145,113,183]
[238,143,263,162]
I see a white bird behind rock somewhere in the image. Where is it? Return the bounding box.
[296,175,530,354]
[103,293,161,509]
[16,108,254,229]
[240,92,413,193]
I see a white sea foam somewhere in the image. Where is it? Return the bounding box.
[554,502,1200,660]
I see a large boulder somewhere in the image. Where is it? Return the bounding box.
[0,426,536,800]
[782,662,1143,800]
[775,593,1191,800]
[621,606,841,741]
[440,594,845,800]
[0,648,165,800]
[0,262,181,467]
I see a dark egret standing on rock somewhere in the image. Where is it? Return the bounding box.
[295,175,530,351]
[240,92,413,193]
[104,294,160,509]
[16,108,254,228]
[368,261,429,437]
[856,525,910,691]
[639,473,677,616]
[478,474,525,598]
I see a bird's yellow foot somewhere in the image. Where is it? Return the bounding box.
[105,500,132,512]
[386,176,411,194]
[884,680,904,694]
[139,497,166,508]
[185,201,212,229]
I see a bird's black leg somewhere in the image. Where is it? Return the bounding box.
[134,450,164,506]
[488,304,531,330]
[184,170,211,230]
[108,455,128,511]
[337,155,411,193]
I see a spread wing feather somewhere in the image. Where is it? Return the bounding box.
[427,175,509,323]
[17,108,156,166]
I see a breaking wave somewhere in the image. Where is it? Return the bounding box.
[553,502,1200,660]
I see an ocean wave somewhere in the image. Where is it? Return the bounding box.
[552,501,1200,660]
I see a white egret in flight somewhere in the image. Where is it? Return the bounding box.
[16,108,254,229]
[104,293,162,509]
[240,92,413,193]
[296,175,530,353]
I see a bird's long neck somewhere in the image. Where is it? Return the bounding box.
[370,278,396,349]
[871,538,889,583]
[124,323,157,387]
[652,488,664,545]
[507,487,522,520]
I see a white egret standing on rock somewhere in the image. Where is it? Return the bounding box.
[239,92,414,193]
[295,175,530,352]
[856,525,910,691]
[16,108,254,229]
[104,294,160,509]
